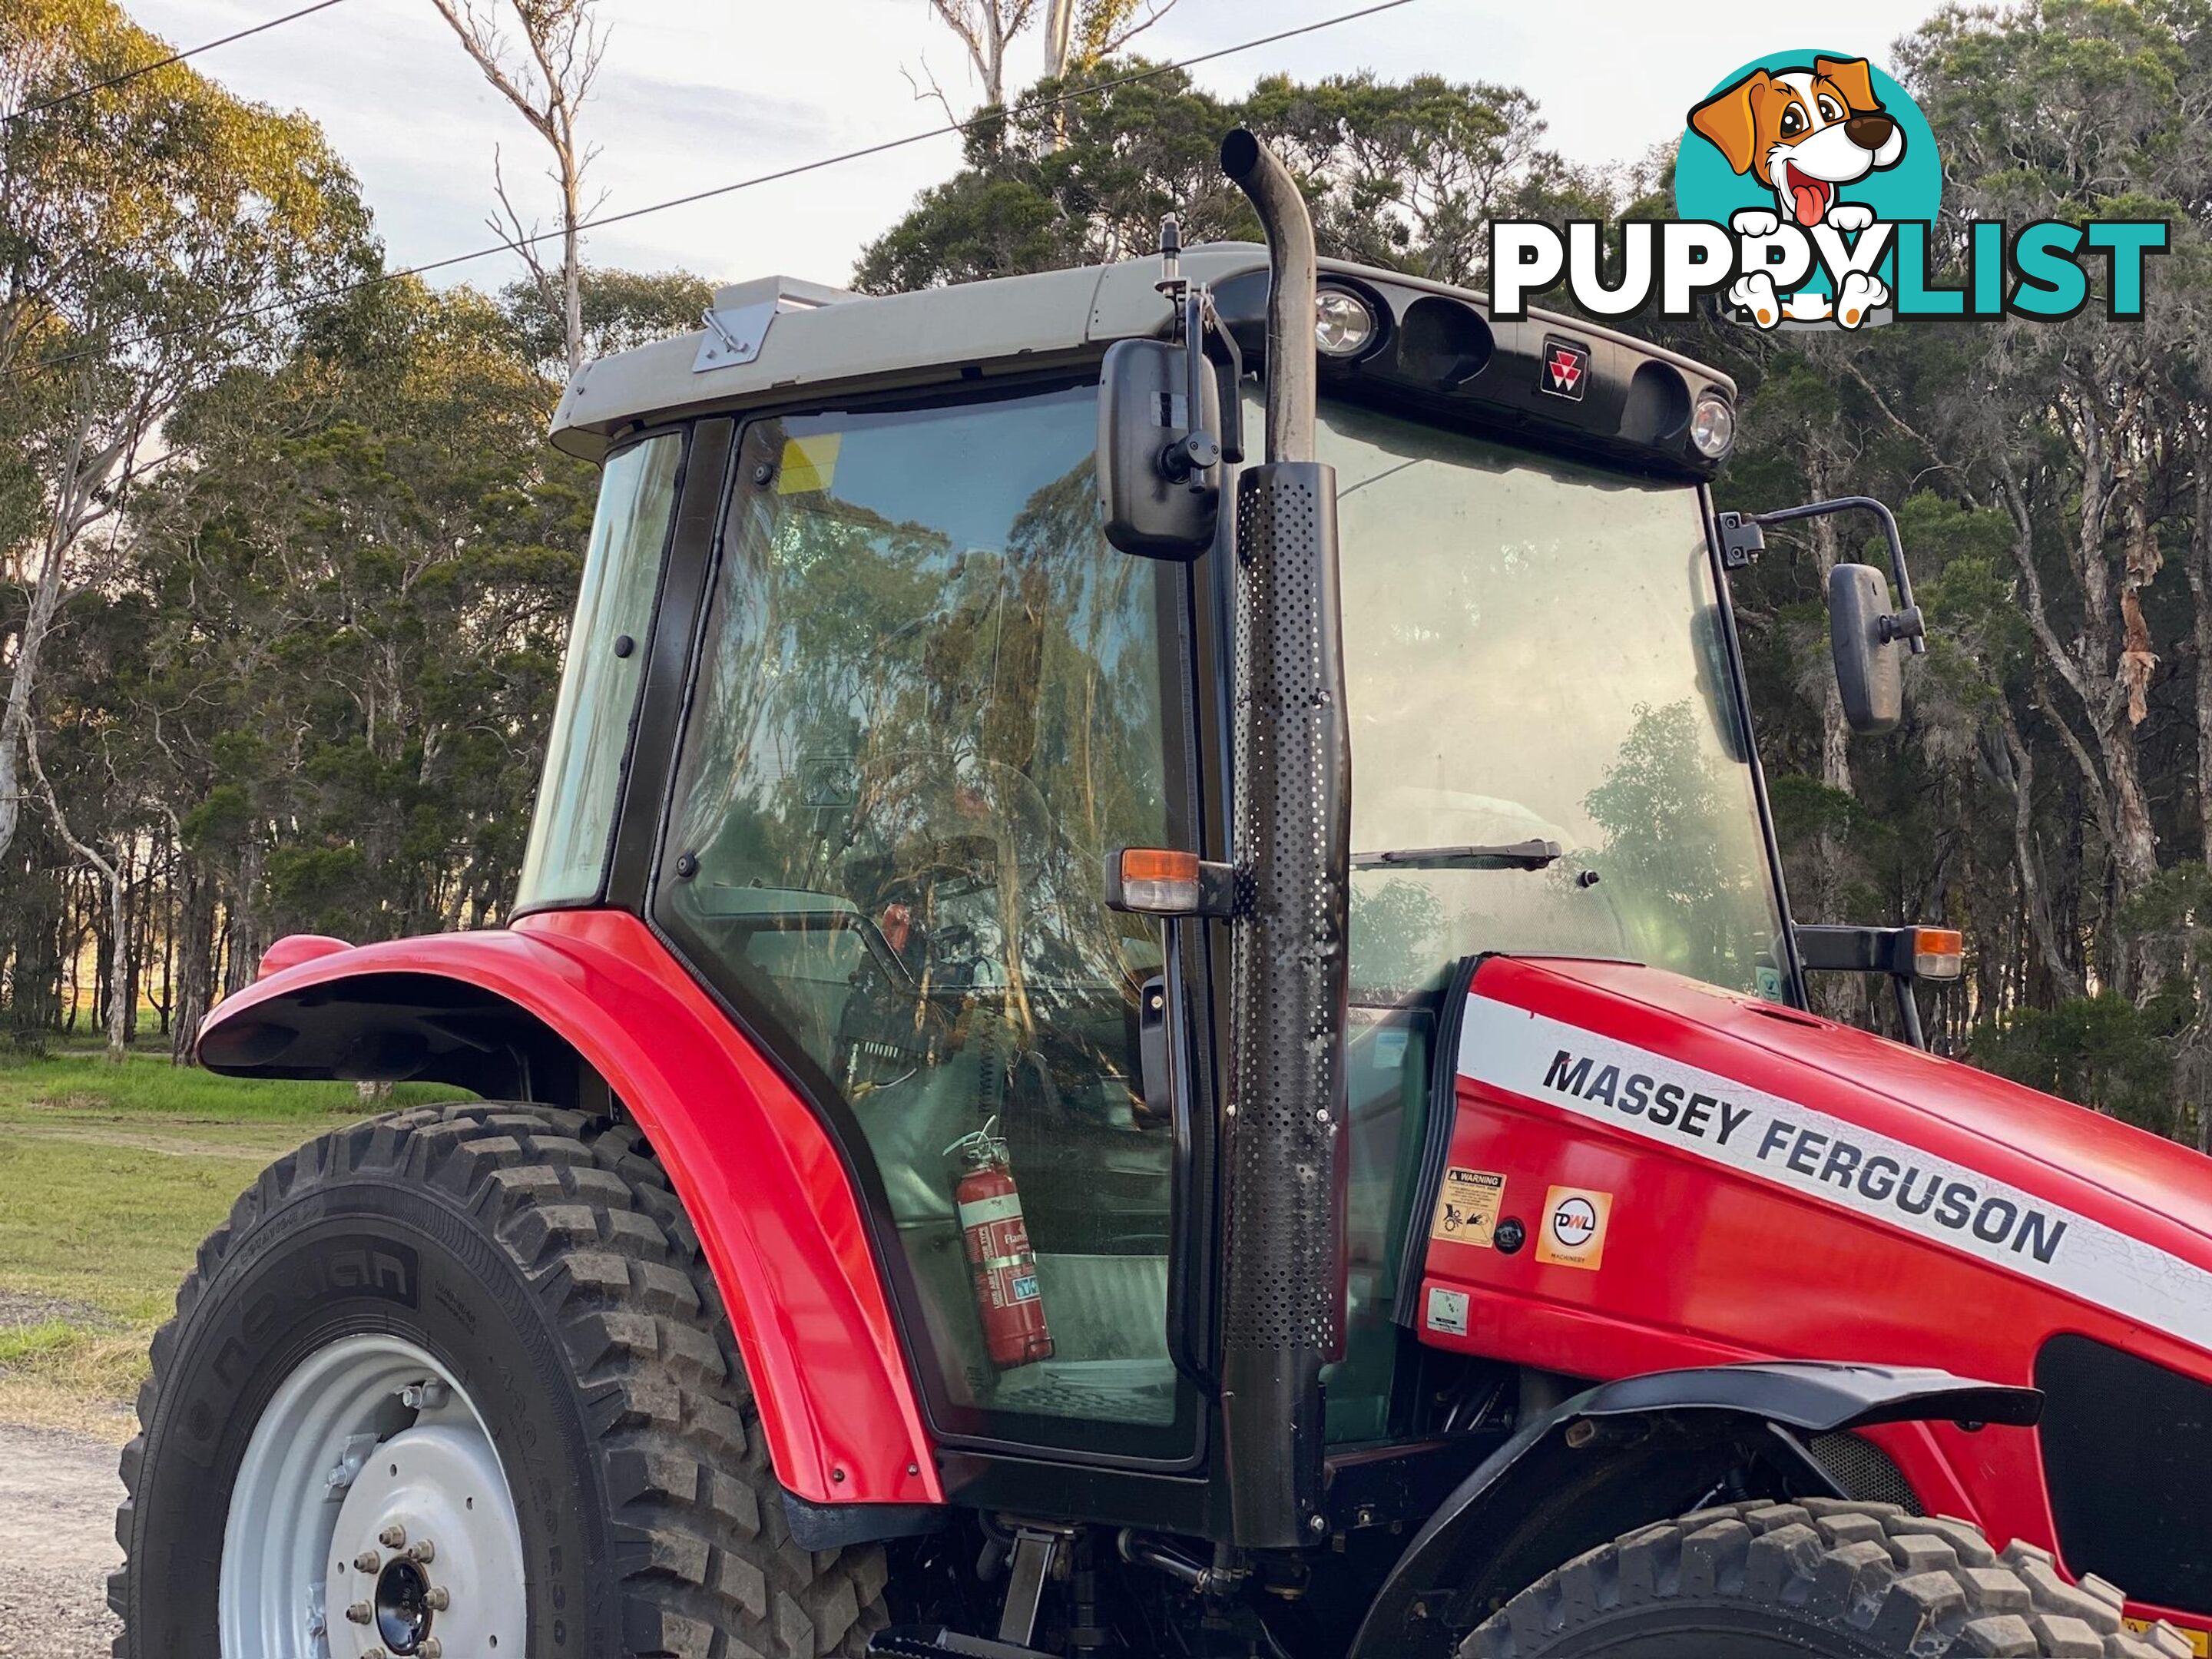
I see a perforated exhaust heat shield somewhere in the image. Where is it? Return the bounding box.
[1219,459,1349,1550]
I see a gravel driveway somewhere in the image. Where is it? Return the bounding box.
[0,1422,124,1657]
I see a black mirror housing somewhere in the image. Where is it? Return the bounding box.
[1098,338,1221,560]
[1830,562,1905,734]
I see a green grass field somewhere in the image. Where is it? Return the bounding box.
[0,1048,460,1439]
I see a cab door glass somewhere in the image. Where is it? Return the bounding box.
[660,386,1189,1452]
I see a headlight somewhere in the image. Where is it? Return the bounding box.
[1690,390,1735,459]
[1315,289,1376,357]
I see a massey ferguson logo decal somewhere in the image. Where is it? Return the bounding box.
[1537,1048,2067,1263]
[1458,995,2212,1356]
[1540,338,1588,399]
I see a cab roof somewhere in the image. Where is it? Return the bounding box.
[549,243,1739,482]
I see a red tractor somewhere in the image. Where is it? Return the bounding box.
[113,133,2211,1659]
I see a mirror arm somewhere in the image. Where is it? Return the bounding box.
[1208,290,1245,466]
[1747,495,1926,656]
[1894,976,1927,1051]
[1158,285,1224,487]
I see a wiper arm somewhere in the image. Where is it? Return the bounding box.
[1351,839,1562,871]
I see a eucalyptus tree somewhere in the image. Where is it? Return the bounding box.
[428,0,605,376]
[1897,0,2212,925]
[0,0,372,1053]
[855,61,1589,293]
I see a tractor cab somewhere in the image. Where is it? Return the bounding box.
[154,132,2212,1659]
[528,230,1787,1475]
[513,127,1938,1576]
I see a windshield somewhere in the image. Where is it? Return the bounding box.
[1317,399,1789,1003]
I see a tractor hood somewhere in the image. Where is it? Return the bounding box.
[1460,955,2212,1352]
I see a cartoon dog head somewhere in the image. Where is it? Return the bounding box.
[1689,57,1906,227]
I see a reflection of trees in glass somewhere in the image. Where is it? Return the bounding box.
[1349,877,1448,999]
[1581,699,1767,987]
[677,408,1167,1054]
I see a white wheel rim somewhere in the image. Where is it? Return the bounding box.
[219,1334,526,1659]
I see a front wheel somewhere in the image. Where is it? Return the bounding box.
[1465,1498,2193,1658]
[110,1103,889,1658]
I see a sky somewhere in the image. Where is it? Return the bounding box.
[123,0,1951,296]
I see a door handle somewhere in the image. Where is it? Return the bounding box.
[1137,974,1171,1121]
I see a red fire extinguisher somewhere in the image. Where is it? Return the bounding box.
[946,1118,1054,1369]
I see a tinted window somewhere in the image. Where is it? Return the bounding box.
[516,434,684,908]
[660,387,1190,1455]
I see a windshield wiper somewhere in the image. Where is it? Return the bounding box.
[1351,839,1562,871]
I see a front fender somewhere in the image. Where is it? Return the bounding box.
[1347,1362,2041,1659]
[197,908,941,1510]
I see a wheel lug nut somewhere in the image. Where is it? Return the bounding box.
[353,1550,380,1573]
[426,1587,451,1611]
[408,1539,436,1564]
[379,1523,407,1548]
[346,1601,373,1624]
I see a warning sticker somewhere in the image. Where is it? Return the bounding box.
[2128,1620,2211,1657]
[1537,1184,1612,1270]
[1429,1168,1506,1248]
[1426,1286,1470,1336]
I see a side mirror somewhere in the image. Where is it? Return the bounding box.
[1829,562,1905,735]
[1098,338,1221,560]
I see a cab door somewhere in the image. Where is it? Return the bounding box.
[653,379,1205,1463]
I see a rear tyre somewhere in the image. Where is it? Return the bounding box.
[1462,1498,2194,1658]
[110,1102,889,1658]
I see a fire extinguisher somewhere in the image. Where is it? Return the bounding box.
[945,1117,1054,1369]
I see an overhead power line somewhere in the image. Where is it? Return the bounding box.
[2,0,359,126]
[35,0,1421,371]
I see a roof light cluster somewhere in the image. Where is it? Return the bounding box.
[1314,288,1376,357]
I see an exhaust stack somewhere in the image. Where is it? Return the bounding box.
[1215,128,1349,1551]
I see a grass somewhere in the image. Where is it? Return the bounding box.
[0,1048,462,1439]
[0,1047,428,1121]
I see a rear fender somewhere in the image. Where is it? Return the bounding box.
[197,908,942,1512]
[1346,1362,2041,1659]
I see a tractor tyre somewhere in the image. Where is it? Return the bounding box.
[1463,1498,2193,1658]
[108,1101,890,1659]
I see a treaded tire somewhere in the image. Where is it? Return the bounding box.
[108,1102,889,1657]
[1462,1498,2194,1658]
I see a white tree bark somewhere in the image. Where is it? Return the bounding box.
[23,719,129,1059]
[429,0,605,376]
[0,382,145,865]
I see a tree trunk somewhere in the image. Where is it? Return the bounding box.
[171,860,215,1065]
[224,838,264,995]
[0,408,97,864]
[102,860,127,1059]
[2104,725,2161,892]
[118,842,140,1048]
[2194,459,2212,863]
[1994,707,2081,998]
[23,722,132,1058]
[560,150,584,377]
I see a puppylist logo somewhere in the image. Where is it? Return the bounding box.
[1490,51,2168,330]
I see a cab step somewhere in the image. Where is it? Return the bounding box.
[869,1627,1052,1658]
